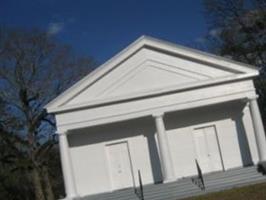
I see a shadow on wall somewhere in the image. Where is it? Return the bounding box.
[233,113,253,166]
[144,130,163,183]
[164,100,253,167]
[67,100,253,184]
[68,117,163,184]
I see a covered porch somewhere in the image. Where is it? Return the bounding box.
[57,94,266,198]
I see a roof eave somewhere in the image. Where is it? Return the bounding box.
[46,72,258,114]
[45,35,259,112]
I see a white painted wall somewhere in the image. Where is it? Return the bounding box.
[55,80,256,132]
[64,48,237,106]
[67,101,259,197]
[68,118,157,196]
[242,105,259,164]
[166,102,259,177]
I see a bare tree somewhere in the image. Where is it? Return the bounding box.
[0,27,96,200]
[203,0,266,124]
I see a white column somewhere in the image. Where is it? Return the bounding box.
[249,96,266,162]
[58,131,78,199]
[153,113,175,182]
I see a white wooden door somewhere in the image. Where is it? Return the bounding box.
[193,126,223,174]
[106,142,133,190]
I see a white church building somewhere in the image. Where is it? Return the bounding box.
[45,36,266,199]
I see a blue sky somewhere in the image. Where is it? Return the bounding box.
[1,0,208,63]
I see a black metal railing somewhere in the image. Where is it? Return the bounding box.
[134,170,144,200]
[191,159,205,190]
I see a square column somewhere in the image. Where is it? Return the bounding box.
[58,131,78,199]
[153,113,175,182]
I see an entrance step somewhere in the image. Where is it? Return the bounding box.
[80,166,266,200]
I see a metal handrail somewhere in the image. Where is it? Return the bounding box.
[192,159,205,190]
[134,170,144,200]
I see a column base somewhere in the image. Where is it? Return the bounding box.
[163,177,176,183]
[59,195,80,200]
[257,161,266,174]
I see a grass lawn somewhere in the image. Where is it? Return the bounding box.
[182,182,266,200]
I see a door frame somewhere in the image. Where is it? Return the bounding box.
[192,124,225,173]
[105,141,135,191]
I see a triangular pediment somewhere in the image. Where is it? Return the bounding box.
[105,63,200,97]
[45,36,258,113]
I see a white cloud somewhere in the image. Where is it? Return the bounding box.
[47,22,64,35]
[209,28,221,38]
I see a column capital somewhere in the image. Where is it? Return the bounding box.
[56,130,68,136]
[247,94,259,101]
[152,111,165,118]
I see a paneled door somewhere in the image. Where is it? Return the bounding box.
[106,142,134,190]
[193,126,223,174]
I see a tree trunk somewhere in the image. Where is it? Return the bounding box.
[42,166,55,200]
[32,168,46,200]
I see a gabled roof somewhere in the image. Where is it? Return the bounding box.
[45,35,259,113]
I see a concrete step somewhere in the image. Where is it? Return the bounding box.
[203,166,258,180]
[156,177,266,200]
[144,167,260,194]
[123,176,264,200]
[204,172,263,185]
[82,189,135,200]
[206,175,266,190]
[81,166,266,200]
[144,180,195,192]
